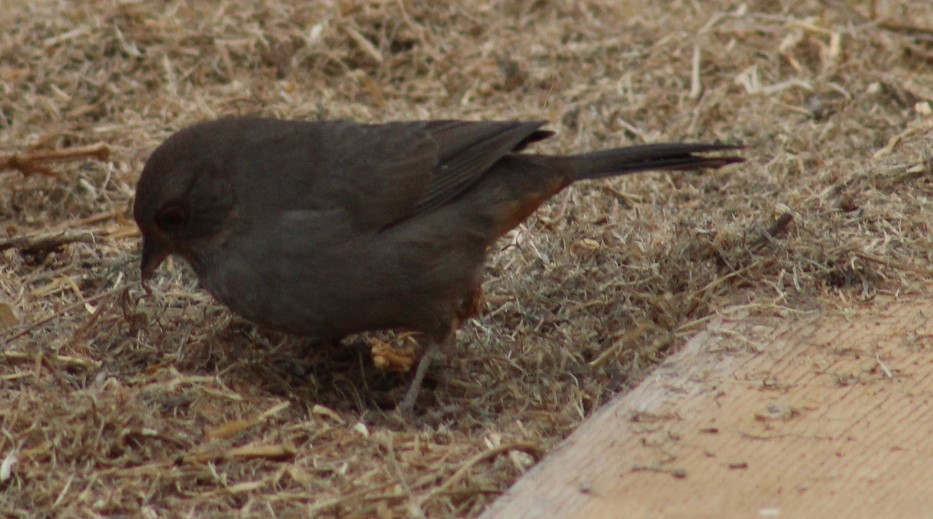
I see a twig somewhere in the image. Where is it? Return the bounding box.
[750,212,794,251]
[590,322,653,367]
[689,45,702,99]
[0,229,97,255]
[342,23,383,64]
[2,351,101,369]
[853,251,933,276]
[182,444,296,464]
[425,442,544,501]
[306,482,400,514]
[875,353,894,379]
[879,20,933,37]
[0,143,110,177]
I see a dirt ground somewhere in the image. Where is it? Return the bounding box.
[1,0,930,517]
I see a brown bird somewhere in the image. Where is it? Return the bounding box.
[133,116,742,412]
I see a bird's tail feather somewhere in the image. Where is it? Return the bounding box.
[567,143,744,180]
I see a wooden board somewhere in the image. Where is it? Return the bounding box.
[482,297,933,518]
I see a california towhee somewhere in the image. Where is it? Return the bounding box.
[134,116,742,412]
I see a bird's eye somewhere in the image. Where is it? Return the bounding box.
[154,204,190,231]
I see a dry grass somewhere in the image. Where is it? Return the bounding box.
[1,0,931,516]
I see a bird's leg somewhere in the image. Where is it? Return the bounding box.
[397,287,480,414]
[397,336,446,414]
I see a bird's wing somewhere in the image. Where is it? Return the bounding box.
[409,120,552,215]
[293,120,552,231]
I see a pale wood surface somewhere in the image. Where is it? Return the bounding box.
[483,297,933,519]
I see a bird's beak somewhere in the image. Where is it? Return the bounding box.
[140,237,170,282]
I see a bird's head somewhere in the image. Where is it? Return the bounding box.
[133,122,236,281]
